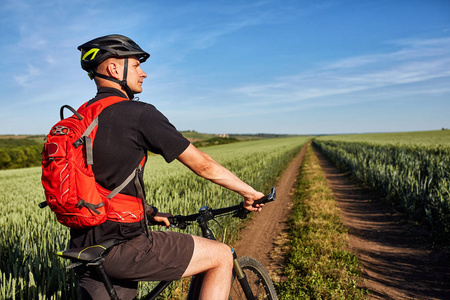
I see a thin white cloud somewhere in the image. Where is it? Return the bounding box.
[13,63,41,87]
[227,37,450,109]
[325,37,450,70]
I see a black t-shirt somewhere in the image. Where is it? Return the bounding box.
[70,88,190,248]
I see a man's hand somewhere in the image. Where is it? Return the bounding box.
[243,191,265,212]
[152,212,173,228]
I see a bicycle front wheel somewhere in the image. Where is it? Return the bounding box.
[229,256,277,300]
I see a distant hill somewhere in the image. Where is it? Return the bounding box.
[0,135,45,148]
[0,136,44,169]
[180,131,217,142]
[180,131,297,142]
[229,133,298,140]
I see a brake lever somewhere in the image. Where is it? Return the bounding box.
[170,216,189,229]
[233,203,251,219]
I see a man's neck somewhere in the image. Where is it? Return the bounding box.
[96,87,128,100]
[96,81,129,99]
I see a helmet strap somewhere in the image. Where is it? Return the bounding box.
[120,58,135,100]
[93,57,135,100]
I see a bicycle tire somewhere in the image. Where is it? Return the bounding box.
[229,256,278,300]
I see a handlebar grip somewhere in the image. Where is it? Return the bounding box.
[252,187,276,206]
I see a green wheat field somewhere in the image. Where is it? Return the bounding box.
[1,130,449,299]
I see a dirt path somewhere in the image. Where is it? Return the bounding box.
[233,143,307,281]
[314,147,450,300]
[234,143,449,299]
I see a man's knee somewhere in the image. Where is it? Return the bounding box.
[184,236,233,276]
[217,243,233,268]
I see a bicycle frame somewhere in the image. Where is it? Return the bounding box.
[60,187,276,300]
[176,206,262,300]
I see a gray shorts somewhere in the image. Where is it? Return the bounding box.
[78,231,195,300]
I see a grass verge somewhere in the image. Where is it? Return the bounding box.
[276,144,367,299]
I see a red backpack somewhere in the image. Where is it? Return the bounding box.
[40,96,145,228]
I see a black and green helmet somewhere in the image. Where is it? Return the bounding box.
[78,34,150,99]
[78,34,150,73]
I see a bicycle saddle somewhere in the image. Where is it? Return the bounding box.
[57,239,123,263]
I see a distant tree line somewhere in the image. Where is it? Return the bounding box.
[0,138,43,170]
[230,133,296,138]
[192,137,239,148]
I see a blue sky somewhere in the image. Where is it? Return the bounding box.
[0,0,449,135]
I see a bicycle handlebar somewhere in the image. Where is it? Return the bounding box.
[149,187,276,228]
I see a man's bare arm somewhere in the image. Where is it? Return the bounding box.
[177,143,264,210]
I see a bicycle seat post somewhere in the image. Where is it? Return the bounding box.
[88,258,119,300]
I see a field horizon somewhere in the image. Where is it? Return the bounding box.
[1,128,448,140]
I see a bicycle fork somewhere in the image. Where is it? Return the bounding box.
[232,250,256,300]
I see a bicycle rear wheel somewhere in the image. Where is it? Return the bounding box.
[229,256,277,300]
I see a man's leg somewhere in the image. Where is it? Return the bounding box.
[182,235,234,300]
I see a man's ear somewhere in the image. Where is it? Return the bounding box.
[106,61,121,80]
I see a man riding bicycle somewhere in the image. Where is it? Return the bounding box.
[72,34,264,300]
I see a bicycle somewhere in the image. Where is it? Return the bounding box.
[58,187,278,300]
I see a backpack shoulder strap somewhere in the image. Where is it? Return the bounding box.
[76,96,147,200]
[77,96,127,120]
[73,96,128,165]
[106,156,146,199]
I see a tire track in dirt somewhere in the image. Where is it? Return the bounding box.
[313,145,450,300]
[233,143,308,282]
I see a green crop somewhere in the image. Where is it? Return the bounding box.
[0,137,310,299]
[313,138,450,241]
[316,130,450,146]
